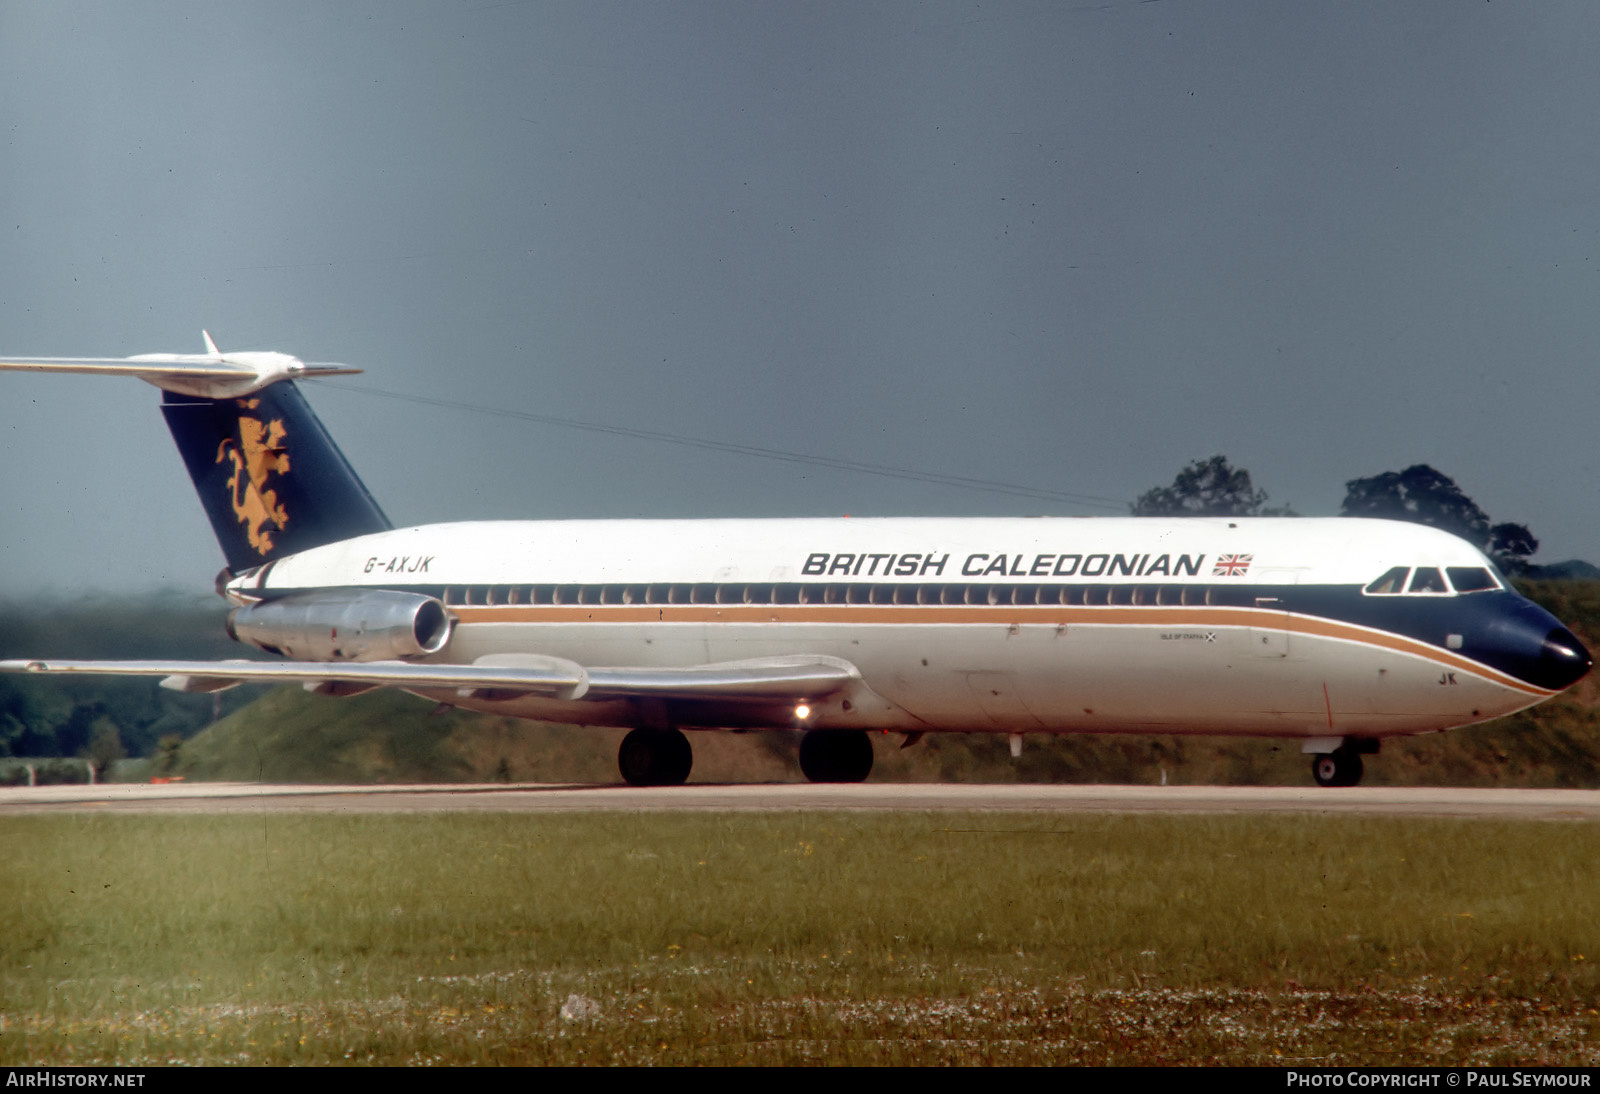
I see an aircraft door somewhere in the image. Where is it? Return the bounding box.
[1249,569,1300,659]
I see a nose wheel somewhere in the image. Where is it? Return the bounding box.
[1311,747,1364,788]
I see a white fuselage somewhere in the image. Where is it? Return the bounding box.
[229,515,1564,741]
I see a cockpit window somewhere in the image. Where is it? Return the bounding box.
[1364,566,1410,595]
[1447,566,1500,593]
[1408,567,1449,594]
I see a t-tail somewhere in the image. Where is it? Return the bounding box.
[0,332,392,573]
[162,383,391,572]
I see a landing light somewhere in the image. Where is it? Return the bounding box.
[795,703,812,721]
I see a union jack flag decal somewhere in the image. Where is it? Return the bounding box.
[1213,553,1253,577]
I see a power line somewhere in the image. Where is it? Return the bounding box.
[314,380,1130,511]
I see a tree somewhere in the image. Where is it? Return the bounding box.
[1131,455,1287,517]
[1489,522,1539,571]
[155,734,184,777]
[84,718,126,783]
[1339,465,1488,542]
[1340,464,1538,573]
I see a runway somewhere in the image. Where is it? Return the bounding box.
[4,781,1600,819]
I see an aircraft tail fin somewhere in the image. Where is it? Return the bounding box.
[3,333,391,573]
[161,382,393,574]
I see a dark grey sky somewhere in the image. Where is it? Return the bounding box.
[2,1,1598,594]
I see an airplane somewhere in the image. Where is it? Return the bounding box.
[0,336,1590,788]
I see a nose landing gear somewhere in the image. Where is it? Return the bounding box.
[1311,748,1362,788]
[1310,739,1379,788]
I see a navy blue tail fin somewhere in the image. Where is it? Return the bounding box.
[161,382,392,573]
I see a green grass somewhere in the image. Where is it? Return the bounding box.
[5,812,1600,1064]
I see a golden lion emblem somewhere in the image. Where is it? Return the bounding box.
[215,398,290,555]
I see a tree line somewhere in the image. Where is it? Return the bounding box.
[0,595,254,765]
[1131,455,1544,574]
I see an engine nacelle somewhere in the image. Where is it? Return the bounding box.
[227,589,453,662]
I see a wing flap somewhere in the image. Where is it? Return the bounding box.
[586,656,859,700]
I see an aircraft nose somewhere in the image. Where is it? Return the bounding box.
[1536,626,1591,692]
[1475,600,1592,692]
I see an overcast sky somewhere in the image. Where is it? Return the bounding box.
[2,1,1598,596]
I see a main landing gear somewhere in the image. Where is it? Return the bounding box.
[616,726,877,787]
[618,728,693,787]
[1310,740,1377,788]
[799,729,874,783]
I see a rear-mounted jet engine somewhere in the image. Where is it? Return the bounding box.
[227,589,452,662]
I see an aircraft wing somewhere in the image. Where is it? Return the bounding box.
[0,654,863,706]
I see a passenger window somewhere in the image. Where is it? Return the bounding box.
[1364,567,1410,595]
[1408,567,1448,594]
[1446,566,1499,593]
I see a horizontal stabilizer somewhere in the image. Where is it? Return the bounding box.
[0,331,359,397]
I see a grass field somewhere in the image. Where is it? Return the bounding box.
[4,810,1600,1065]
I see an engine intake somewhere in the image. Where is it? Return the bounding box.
[228,589,453,662]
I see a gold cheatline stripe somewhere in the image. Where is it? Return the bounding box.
[447,603,1552,697]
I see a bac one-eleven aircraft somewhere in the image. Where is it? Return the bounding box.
[0,337,1590,787]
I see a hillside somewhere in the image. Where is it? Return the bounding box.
[165,686,796,785]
